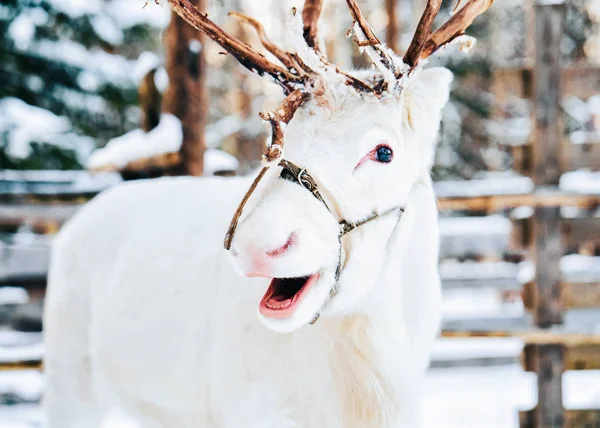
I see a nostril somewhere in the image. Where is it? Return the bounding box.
[266,232,297,258]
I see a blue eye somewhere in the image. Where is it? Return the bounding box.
[375,146,393,163]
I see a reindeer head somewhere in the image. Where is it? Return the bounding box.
[168,0,493,332]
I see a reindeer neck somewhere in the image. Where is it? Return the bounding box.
[364,173,439,319]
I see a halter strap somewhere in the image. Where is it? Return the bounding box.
[224,158,404,325]
[277,160,404,316]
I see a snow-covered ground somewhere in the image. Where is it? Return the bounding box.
[1,360,599,428]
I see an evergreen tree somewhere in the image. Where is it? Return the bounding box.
[0,0,170,170]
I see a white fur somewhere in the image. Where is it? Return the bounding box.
[43,68,452,428]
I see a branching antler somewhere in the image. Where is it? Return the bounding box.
[344,0,493,77]
[228,12,309,76]
[162,0,495,249]
[224,90,308,250]
[167,0,303,92]
[302,0,324,53]
[260,89,310,162]
[345,0,397,73]
[420,0,494,59]
[403,0,443,69]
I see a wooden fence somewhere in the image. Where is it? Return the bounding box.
[1,1,600,425]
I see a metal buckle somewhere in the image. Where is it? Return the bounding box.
[297,168,312,191]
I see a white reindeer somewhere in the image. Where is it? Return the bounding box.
[43,1,493,427]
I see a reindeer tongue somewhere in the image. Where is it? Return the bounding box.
[264,277,309,308]
[259,274,320,318]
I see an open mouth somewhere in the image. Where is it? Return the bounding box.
[259,274,320,319]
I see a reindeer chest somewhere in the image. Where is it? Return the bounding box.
[326,316,399,428]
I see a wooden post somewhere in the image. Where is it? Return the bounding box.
[162,0,208,176]
[532,0,564,186]
[536,344,565,428]
[386,0,399,53]
[529,2,566,428]
[534,207,563,328]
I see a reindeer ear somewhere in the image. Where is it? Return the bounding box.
[402,67,453,132]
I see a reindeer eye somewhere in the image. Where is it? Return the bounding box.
[375,146,393,163]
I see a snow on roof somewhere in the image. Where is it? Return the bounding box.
[88,114,182,170]
[0,97,94,161]
[87,114,239,175]
[559,169,600,194]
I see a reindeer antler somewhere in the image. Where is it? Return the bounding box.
[420,0,494,59]
[345,0,494,78]
[167,0,304,93]
[345,0,398,75]
[224,90,308,250]
[403,0,443,69]
[163,0,495,249]
[302,0,324,53]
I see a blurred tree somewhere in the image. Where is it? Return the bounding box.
[0,0,170,170]
[162,0,207,176]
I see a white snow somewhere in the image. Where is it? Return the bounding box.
[134,51,162,83]
[0,169,121,189]
[435,175,534,198]
[8,13,35,51]
[518,255,600,284]
[45,0,171,29]
[87,114,182,170]
[88,114,239,175]
[29,39,137,89]
[0,332,44,365]
[0,98,94,161]
[559,169,600,194]
[511,206,534,220]
[432,338,524,363]
[205,115,244,148]
[486,117,532,146]
[439,215,512,258]
[110,0,171,29]
[203,148,239,175]
[0,371,42,403]
[439,260,520,282]
[589,95,600,116]
[91,14,125,45]
[439,215,511,236]
[561,254,600,282]
[563,95,592,124]
[442,287,524,321]
[0,287,29,306]
[2,363,599,428]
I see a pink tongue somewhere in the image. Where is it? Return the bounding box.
[266,295,293,309]
[271,293,291,302]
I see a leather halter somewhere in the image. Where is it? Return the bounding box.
[224,158,404,323]
[277,159,404,313]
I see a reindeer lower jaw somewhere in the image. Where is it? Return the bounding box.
[259,273,321,319]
